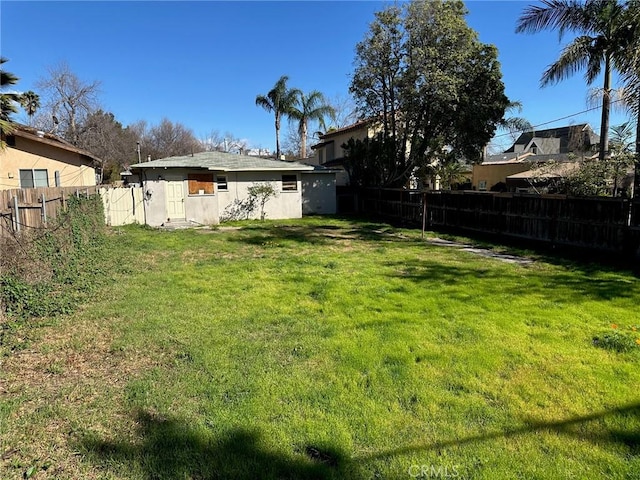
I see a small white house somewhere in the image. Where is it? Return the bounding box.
[130,151,336,227]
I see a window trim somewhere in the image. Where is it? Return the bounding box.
[216,175,228,191]
[19,169,49,188]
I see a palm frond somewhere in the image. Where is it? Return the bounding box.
[516,0,588,37]
[541,35,595,86]
[255,95,274,112]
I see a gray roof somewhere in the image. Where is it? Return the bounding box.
[505,124,599,154]
[130,150,314,172]
[482,151,595,165]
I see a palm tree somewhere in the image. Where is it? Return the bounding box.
[255,76,300,159]
[20,90,40,126]
[516,0,631,161]
[1,57,20,122]
[616,0,640,196]
[288,90,336,158]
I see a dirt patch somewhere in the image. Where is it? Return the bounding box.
[428,237,533,265]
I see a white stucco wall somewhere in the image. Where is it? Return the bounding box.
[142,176,167,227]
[137,168,308,225]
[302,173,336,215]
[219,171,302,221]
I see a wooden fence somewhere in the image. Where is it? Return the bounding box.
[0,186,144,237]
[356,188,640,256]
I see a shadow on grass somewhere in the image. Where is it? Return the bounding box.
[357,402,640,461]
[80,410,363,480]
[386,257,639,302]
[227,222,418,247]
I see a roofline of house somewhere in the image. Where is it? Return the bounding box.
[131,165,315,172]
[318,118,375,140]
[5,124,102,165]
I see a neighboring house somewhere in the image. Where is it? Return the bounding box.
[130,151,336,226]
[310,119,378,186]
[504,124,599,156]
[473,124,600,192]
[0,124,98,190]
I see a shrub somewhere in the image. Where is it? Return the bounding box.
[593,324,640,353]
[0,193,107,319]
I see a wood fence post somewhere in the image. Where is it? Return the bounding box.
[421,192,427,240]
[13,195,20,232]
[41,193,47,225]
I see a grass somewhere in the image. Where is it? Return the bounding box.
[1,217,639,479]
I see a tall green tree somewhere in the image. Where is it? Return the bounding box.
[516,0,633,161]
[19,90,40,126]
[350,0,509,186]
[616,0,640,196]
[255,76,300,159]
[288,90,335,158]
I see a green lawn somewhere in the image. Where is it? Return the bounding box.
[2,217,639,479]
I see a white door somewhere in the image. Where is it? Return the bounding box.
[166,181,185,219]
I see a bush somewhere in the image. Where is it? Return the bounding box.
[0,194,107,319]
[593,324,640,353]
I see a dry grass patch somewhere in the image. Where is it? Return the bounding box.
[0,312,163,479]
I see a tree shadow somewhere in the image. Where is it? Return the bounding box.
[226,222,418,247]
[385,257,639,302]
[356,402,640,461]
[80,410,362,480]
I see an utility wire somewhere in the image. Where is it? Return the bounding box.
[493,98,627,140]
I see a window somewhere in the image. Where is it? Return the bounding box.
[282,174,297,191]
[216,175,228,191]
[188,173,214,195]
[54,171,61,187]
[478,180,487,191]
[19,169,49,188]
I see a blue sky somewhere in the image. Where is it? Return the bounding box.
[1,1,630,153]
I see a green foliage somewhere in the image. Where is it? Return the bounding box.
[288,90,335,158]
[593,324,640,353]
[349,0,509,186]
[220,182,278,221]
[516,0,640,161]
[255,76,300,159]
[0,57,20,122]
[0,194,108,320]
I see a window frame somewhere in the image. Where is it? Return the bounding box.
[19,169,49,188]
[282,174,298,192]
[216,175,228,191]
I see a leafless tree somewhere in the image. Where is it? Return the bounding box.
[36,62,101,145]
[130,118,203,161]
[326,93,358,129]
[200,129,250,154]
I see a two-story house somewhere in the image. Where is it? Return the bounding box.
[472,124,600,192]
